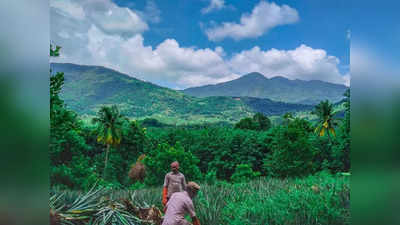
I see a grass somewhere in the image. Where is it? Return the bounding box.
[51,172,349,225]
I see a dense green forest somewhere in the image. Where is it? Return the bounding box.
[50,68,350,190]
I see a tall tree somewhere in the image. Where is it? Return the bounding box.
[253,113,271,131]
[282,112,294,125]
[234,117,255,130]
[92,105,127,179]
[50,44,90,188]
[313,100,339,139]
[235,113,271,131]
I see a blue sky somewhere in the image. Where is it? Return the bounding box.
[50,0,350,89]
[116,0,350,68]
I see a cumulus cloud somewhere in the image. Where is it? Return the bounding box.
[229,44,349,85]
[201,0,226,14]
[53,24,234,89]
[205,1,299,41]
[51,0,348,89]
[82,0,148,36]
[51,0,148,39]
[50,0,85,20]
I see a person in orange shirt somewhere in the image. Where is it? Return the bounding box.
[162,161,187,208]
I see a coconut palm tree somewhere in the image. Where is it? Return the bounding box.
[92,105,127,179]
[313,100,339,139]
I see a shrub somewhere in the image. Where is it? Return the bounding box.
[264,118,315,177]
[50,155,99,190]
[143,142,202,186]
[234,117,255,130]
[230,164,261,183]
[204,170,217,185]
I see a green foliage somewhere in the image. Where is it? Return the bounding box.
[128,181,146,190]
[50,44,61,57]
[80,120,147,188]
[140,118,167,128]
[51,173,349,225]
[92,105,126,147]
[50,188,159,225]
[143,142,202,186]
[253,112,272,130]
[204,170,217,185]
[221,172,350,225]
[230,164,261,183]
[331,90,350,172]
[234,117,255,130]
[92,105,127,179]
[50,56,93,189]
[235,113,271,131]
[147,127,271,180]
[264,118,316,177]
[283,112,294,125]
[313,100,339,138]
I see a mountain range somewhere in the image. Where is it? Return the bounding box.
[50,63,316,124]
[183,72,348,105]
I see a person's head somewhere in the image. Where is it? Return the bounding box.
[170,161,179,173]
[186,181,200,199]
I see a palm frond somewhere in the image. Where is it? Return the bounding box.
[329,127,336,137]
[319,128,325,136]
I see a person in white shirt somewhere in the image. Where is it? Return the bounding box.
[162,181,201,225]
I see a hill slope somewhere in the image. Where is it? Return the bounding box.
[183,72,348,105]
[51,63,313,124]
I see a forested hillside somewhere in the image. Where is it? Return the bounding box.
[51,63,314,124]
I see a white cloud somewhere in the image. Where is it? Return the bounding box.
[58,30,71,39]
[229,44,349,86]
[205,1,299,41]
[81,0,148,36]
[51,0,148,39]
[50,0,85,20]
[53,24,234,89]
[201,0,226,14]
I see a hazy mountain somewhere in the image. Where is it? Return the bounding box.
[50,63,313,124]
[182,72,348,105]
